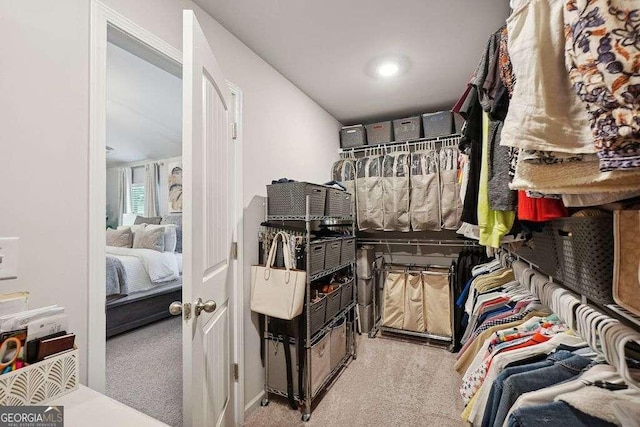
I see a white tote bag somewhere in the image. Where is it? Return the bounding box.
[250,232,306,320]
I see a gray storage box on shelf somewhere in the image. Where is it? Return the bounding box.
[325,287,342,321]
[341,193,353,217]
[309,295,327,336]
[358,303,375,333]
[453,112,466,134]
[309,241,326,275]
[356,245,375,279]
[340,125,366,148]
[329,319,347,372]
[422,111,454,138]
[267,338,299,395]
[324,239,343,270]
[393,116,422,141]
[267,182,327,217]
[325,188,346,217]
[365,121,393,145]
[512,224,560,280]
[310,332,331,396]
[340,279,354,310]
[357,277,373,305]
[552,216,614,304]
[340,237,356,265]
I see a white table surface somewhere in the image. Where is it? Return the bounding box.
[47,385,169,427]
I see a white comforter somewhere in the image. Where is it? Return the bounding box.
[106,246,181,284]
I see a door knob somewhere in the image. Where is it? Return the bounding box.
[195,298,217,316]
[169,301,183,316]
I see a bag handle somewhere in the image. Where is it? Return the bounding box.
[265,231,293,280]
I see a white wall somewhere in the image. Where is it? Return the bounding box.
[0,0,91,381]
[1,0,340,413]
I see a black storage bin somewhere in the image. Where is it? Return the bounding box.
[552,216,614,304]
[324,287,342,321]
[340,279,354,310]
[422,111,454,138]
[511,224,560,280]
[309,295,327,336]
[340,125,366,148]
[365,121,393,145]
[309,241,326,275]
[267,182,327,217]
[340,237,356,265]
[393,116,422,141]
[325,188,345,217]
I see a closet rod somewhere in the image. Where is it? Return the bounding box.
[338,133,461,155]
[499,246,640,330]
[358,238,478,248]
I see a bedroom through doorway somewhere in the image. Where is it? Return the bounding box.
[103,25,184,427]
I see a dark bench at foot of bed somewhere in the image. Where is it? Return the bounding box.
[106,280,182,337]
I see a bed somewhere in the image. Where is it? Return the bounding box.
[105,216,184,337]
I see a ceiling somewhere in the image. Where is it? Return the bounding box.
[194,0,511,124]
[106,39,182,166]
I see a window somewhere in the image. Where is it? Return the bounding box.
[130,184,145,216]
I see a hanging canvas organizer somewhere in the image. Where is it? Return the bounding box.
[410,141,441,231]
[382,147,410,232]
[355,152,384,231]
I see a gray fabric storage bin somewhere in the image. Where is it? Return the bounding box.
[309,295,327,336]
[309,241,326,275]
[357,278,373,305]
[422,111,454,138]
[267,182,327,217]
[310,332,331,396]
[325,188,346,217]
[267,338,299,395]
[365,121,393,145]
[324,287,342,321]
[393,116,422,141]
[329,319,347,372]
[358,303,374,333]
[324,239,343,270]
[340,279,354,310]
[340,237,356,265]
[340,125,366,148]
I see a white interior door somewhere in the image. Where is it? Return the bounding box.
[181,10,234,427]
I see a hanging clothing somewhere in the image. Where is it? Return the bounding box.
[478,112,516,248]
[564,0,640,172]
[500,0,594,154]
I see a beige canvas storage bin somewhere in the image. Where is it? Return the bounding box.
[329,319,347,372]
[382,272,405,329]
[311,332,331,396]
[423,269,452,337]
[0,348,79,405]
[267,338,299,395]
[402,273,426,332]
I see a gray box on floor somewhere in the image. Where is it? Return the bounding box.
[357,278,373,305]
[358,303,374,333]
[267,339,299,395]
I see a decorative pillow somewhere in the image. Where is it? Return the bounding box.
[132,226,165,252]
[106,227,132,248]
[134,215,162,225]
[147,224,177,253]
[119,224,146,241]
[161,214,183,253]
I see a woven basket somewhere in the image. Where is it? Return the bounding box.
[552,216,614,304]
[513,224,561,280]
[267,182,326,217]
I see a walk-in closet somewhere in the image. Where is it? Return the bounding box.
[3,1,640,426]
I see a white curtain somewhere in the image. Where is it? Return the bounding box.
[117,167,132,226]
[144,163,161,217]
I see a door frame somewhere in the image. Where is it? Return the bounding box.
[88,2,244,424]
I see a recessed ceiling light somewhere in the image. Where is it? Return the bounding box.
[377,62,400,77]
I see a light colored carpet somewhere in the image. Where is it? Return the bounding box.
[106,317,182,427]
[244,335,465,426]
